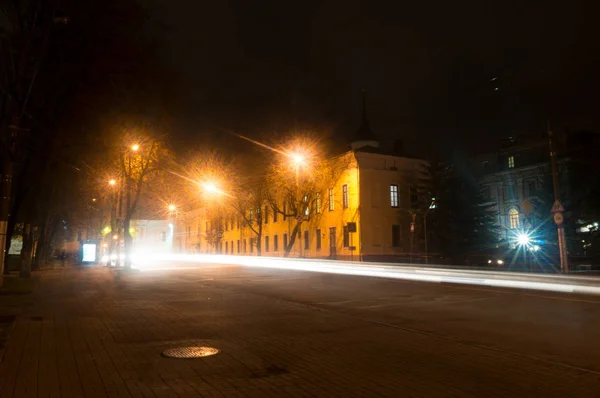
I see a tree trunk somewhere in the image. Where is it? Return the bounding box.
[45,217,59,263]
[33,222,46,270]
[1,158,13,276]
[284,222,302,257]
[124,216,132,269]
[19,223,33,277]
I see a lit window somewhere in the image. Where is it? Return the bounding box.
[316,193,322,214]
[328,188,334,211]
[303,195,309,216]
[390,184,399,208]
[509,209,519,229]
[342,184,349,209]
[508,156,515,169]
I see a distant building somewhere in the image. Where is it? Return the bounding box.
[471,131,600,246]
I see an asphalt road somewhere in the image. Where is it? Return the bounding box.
[2,262,599,397]
[138,262,600,397]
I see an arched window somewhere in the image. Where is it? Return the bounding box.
[509,209,520,229]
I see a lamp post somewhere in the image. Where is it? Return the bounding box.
[107,179,117,266]
[548,126,568,273]
[290,153,305,257]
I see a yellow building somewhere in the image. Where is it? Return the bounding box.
[175,106,428,262]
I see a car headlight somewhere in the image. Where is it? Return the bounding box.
[488,260,492,264]
[497,260,504,265]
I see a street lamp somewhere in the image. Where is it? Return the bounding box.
[109,179,116,186]
[131,144,140,151]
[517,233,530,246]
[203,183,217,193]
[168,204,176,212]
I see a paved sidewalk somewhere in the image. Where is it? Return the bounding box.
[0,265,599,397]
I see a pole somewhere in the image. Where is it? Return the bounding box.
[423,214,428,265]
[548,123,568,273]
[296,165,302,258]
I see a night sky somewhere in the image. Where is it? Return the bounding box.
[148,0,599,156]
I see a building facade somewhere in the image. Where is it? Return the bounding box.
[471,131,600,246]
[174,150,426,261]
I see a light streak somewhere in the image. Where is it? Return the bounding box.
[129,254,600,296]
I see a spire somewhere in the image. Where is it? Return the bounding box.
[351,90,379,151]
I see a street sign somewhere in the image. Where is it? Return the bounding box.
[554,212,564,225]
[551,200,565,213]
[296,215,303,222]
[347,222,357,233]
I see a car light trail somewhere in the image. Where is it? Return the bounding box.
[131,254,600,296]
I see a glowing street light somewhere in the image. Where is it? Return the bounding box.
[168,204,176,212]
[109,179,116,186]
[291,153,304,165]
[517,233,530,246]
[204,183,217,193]
[131,144,140,151]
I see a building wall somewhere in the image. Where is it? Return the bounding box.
[175,151,427,260]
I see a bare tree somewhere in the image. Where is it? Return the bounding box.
[266,147,350,257]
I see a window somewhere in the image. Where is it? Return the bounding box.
[236,216,240,229]
[273,206,278,222]
[303,195,309,216]
[316,193,322,214]
[343,225,349,247]
[505,185,515,201]
[225,241,229,253]
[160,232,167,242]
[265,236,269,252]
[283,202,287,220]
[328,188,335,211]
[528,181,536,196]
[509,209,519,229]
[392,225,400,247]
[390,184,399,208]
[264,206,269,224]
[283,233,288,249]
[243,239,247,253]
[249,209,254,222]
[274,235,279,251]
[237,240,240,253]
[342,184,349,208]
[316,229,322,250]
[410,186,419,208]
[250,238,254,253]
[508,156,515,169]
[304,230,309,250]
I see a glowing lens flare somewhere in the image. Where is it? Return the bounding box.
[517,233,530,246]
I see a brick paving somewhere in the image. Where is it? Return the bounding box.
[0,265,599,397]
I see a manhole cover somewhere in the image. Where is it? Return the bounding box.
[162,346,219,359]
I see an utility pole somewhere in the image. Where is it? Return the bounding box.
[548,123,568,273]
